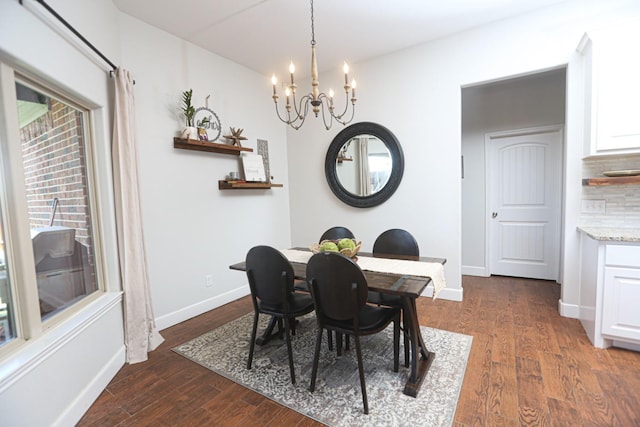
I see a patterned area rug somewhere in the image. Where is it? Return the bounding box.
[173,312,472,426]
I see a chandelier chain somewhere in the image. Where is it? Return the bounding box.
[310,0,316,45]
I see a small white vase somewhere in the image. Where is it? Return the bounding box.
[181,126,198,140]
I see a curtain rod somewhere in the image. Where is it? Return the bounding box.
[20,0,117,71]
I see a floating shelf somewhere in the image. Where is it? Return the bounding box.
[582,176,640,186]
[174,138,253,156]
[218,180,283,190]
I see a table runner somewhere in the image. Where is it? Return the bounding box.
[279,249,446,299]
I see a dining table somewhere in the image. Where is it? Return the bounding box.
[229,248,447,398]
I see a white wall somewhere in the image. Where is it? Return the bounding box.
[117,14,290,328]
[0,1,290,423]
[461,69,566,275]
[286,0,640,303]
[0,0,124,425]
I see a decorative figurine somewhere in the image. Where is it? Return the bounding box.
[224,127,248,147]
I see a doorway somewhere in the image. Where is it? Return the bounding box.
[461,68,566,280]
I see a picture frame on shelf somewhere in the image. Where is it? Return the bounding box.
[241,153,267,182]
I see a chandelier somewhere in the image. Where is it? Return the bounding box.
[270,0,357,130]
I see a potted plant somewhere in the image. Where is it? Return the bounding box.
[180,89,198,140]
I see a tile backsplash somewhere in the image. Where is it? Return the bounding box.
[581,154,640,227]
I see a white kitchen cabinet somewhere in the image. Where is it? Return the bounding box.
[579,20,640,157]
[578,231,640,350]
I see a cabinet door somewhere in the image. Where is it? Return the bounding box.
[592,23,640,154]
[602,266,640,341]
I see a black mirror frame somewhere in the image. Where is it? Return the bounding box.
[325,122,404,208]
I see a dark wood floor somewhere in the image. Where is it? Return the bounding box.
[78,276,640,426]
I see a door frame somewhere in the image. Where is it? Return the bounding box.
[484,124,565,281]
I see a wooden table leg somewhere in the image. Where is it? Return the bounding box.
[255,316,300,346]
[402,295,436,397]
[255,316,281,346]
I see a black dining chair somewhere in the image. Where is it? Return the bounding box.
[372,228,420,257]
[314,225,356,350]
[319,226,355,243]
[368,228,420,367]
[306,251,400,415]
[245,245,315,384]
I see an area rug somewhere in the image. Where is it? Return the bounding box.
[173,313,473,426]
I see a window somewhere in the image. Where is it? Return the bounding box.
[0,70,103,350]
[0,213,15,346]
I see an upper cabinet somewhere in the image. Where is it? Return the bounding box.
[579,21,640,157]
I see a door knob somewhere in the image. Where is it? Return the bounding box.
[492,212,498,218]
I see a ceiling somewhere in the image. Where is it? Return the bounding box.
[113,0,571,79]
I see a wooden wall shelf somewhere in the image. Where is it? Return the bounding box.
[174,138,253,156]
[582,176,640,186]
[218,180,283,190]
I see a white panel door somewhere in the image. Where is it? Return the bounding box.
[487,126,562,280]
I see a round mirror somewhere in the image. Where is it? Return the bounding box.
[325,122,404,208]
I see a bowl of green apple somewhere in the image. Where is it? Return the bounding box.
[310,238,362,260]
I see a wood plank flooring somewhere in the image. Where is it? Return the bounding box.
[78,275,640,426]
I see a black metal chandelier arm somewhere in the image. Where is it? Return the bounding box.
[273,102,293,125]
[337,102,356,125]
[318,96,333,130]
[291,92,310,120]
[316,92,355,126]
[333,90,352,121]
[273,95,313,129]
[290,97,312,130]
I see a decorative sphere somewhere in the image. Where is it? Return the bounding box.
[337,238,356,250]
[320,241,339,252]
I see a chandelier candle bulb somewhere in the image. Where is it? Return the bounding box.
[271,75,277,96]
[351,79,356,98]
[343,62,349,85]
[289,62,295,84]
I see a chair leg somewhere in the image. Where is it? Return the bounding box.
[276,318,284,338]
[309,327,324,392]
[393,315,400,373]
[336,332,343,356]
[283,316,296,384]
[290,317,296,336]
[353,334,369,414]
[327,330,333,351]
[247,311,259,369]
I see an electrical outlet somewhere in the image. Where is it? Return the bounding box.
[581,199,606,214]
[205,274,213,287]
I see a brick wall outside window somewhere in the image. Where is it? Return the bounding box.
[20,99,93,248]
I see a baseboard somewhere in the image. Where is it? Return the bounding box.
[55,346,126,427]
[558,300,580,318]
[421,285,463,302]
[155,285,250,331]
[461,265,489,277]
[612,340,640,352]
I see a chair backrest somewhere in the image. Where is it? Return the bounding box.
[373,229,420,257]
[319,226,355,243]
[306,252,368,321]
[245,245,294,308]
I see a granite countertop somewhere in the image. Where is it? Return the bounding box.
[578,226,640,242]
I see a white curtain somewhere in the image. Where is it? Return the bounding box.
[358,136,372,196]
[112,68,164,364]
